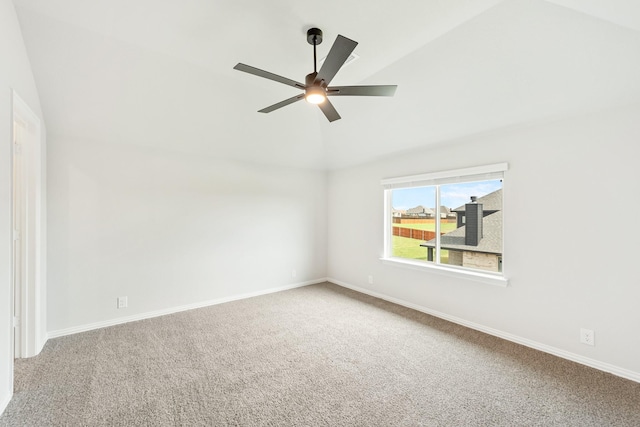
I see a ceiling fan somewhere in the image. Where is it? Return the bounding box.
[233,28,397,122]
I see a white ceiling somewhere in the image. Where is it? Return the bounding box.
[13,0,640,169]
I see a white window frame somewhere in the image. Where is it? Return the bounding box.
[381,163,509,287]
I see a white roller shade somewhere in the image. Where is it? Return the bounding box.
[381,163,508,189]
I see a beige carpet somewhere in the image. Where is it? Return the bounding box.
[1,282,639,426]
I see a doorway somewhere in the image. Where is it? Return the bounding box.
[11,90,45,360]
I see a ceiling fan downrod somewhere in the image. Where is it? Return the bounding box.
[307,28,323,74]
[304,28,327,104]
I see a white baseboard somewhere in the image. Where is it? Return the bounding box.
[328,278,640,384]
[0,389,12,417]
[48,278,327,339]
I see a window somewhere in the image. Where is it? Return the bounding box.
[382,163,507,283]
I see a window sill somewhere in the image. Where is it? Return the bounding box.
[380,257,509,287]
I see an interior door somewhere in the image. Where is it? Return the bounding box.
[12,119,25,359]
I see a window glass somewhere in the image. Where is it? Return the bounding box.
[389,179,503,273]
[438,180,502,272]
[391,186,435,263]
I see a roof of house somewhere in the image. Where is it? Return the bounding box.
[421,211,502,254]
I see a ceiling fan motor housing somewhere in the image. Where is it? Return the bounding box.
[304,72,326,103]
[305,72,327,101]
[305,72,325,88]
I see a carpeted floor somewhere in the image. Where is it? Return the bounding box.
[1,282,639,426]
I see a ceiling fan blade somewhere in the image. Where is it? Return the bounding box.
[258,94,305,113]
[234,63,305,89]
[315,35,358,86]
[318,99,341,122]
[327,85,397,97]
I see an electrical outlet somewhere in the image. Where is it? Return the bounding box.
[580,328,594,346]
[117,296,128,309]
[292,270,297,278]
[368,275,374,285]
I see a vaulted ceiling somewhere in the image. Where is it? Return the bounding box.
[13,0,640,169]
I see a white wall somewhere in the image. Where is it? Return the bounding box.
[0,0,45,413]
[46,136,327,333]
[327,103,640,379]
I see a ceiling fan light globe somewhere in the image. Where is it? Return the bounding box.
[305,86,326,104]
[306,93,326,104]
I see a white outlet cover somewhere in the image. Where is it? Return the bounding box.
[580,328,594,346]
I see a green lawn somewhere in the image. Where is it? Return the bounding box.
[392,221,456,263]
[392,236,450,263]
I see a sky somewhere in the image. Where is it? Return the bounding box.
[392,179,502,210]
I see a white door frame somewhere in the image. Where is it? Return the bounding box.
[11,90,46,359]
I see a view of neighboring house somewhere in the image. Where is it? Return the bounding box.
[405,205,434,217]
[404,205,454,219]
[422,189,503,272]
[439,206,457,219]
[391,208,406,218]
